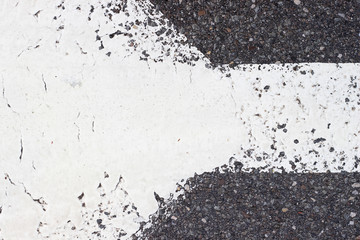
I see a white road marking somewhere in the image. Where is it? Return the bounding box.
[0,0,359,239]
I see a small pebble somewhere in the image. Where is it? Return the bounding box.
[282,208,289,212]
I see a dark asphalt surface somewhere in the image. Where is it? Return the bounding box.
[130,1,360,239]
[149,0,360,66]
[134,165,360,240]
[87,1,360,239]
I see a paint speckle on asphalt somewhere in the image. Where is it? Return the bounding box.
[0,0,359,239]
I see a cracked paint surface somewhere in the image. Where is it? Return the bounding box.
[0,0,359,239]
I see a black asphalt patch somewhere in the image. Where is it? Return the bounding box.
[134,166,360,240]
[149,0,360,66]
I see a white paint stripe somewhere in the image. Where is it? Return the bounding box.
[0,0,359,239]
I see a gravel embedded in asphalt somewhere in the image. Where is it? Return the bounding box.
[149,0,360,66]
[134,164,360,239]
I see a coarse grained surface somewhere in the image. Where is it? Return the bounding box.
[149,0,360,66]
[136,167,360,240]
[0,0,359,239]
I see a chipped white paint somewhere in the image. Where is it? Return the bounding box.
[0,0,359,239]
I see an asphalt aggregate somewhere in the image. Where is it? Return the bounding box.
[130,1,360,239]
[149,0,360,66]
[134,165,360,240]
[86,1,360,239]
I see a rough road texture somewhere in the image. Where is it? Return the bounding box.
[1,1,359,239]
[149,0,360,66]
[135,165,360,240]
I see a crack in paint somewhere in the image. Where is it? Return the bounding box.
[41,74,47,92]
[1,76,20,115]
[4,173,15,185]
[20,183,47,212]
[2,77,12,109]
[17,39,42,57]
[74,123,80,141]
[36,222,46,234]
[33,10,42,18]
[113,175,123,192]
[19,138,23,162]
[76,41,88,55]
[3,173,48,211]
